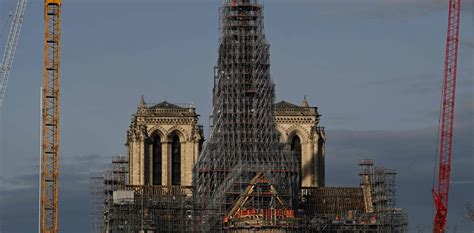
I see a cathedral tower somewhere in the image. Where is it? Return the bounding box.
[127,97,203,187]
[275,98,326,187]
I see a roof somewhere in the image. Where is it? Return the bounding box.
[301,187,366,214]
[275,101,303,109]
[149,101,184,109]
[135,99,198,118]
[274,100,320,117]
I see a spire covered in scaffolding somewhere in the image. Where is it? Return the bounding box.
[193,0,299,230]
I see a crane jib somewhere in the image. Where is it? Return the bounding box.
[433,0,461,232]
[0,0,28,108]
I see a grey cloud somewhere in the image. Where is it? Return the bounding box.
[452,180,474,184]
[1,123,472,232]
[325,101,473,231]
[0,153,112,233]
[460,38,474,48]
[1,174,37,192]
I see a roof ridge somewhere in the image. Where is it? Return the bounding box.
[149,101,184,109]
[275,100,302,108]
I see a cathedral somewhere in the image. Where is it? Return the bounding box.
[126,97,326,189]
[91,1,408,232]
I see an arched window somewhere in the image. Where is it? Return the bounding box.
[317,137,325,187]
[152,134,162,185]
[291,135,302,186]
[171,135,181,185]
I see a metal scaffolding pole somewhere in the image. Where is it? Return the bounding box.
[89,173,104,233]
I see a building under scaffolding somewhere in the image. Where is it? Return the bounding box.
[89,156,129,233]
[299,161,408,232]
[106,186,193,232]
[89,0,408,232]
[91,159,407,232]
[192,0,299,231]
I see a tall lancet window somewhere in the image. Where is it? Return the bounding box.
[152,134,162,185]
[171,135,181,185]
[291,135,302,186]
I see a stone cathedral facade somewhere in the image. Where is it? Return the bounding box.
[127,96,326,188]
[275,98,326,187]
[127,96,204,187]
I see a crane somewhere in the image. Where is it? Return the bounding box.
[40,0,62,233]
[432,0,461,232]
[0,0,28,108]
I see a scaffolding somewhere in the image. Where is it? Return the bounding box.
[223,172,298,231]
[355,160,408,232]
[294,160,408,232]
[192,0,299,231]
[94,158,408,232]
[92,1,410,232]
[91,156,196,233]
[106,186,193,233]
[89,173,104,233]
[359,160,397,212]
[88,155,129,233]
[300,187,366,216]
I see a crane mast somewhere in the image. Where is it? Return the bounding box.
[433,0,461,232]
[40,0,61,233]
[0,0,28,108]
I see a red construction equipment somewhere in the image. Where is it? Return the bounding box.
[432,0,461,232]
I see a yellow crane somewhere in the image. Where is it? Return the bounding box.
[40,0,61,232]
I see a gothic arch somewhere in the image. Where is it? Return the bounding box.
[286,124,310,144]
[290,135,303,187]
[151,134,162,185]
[147,125,167,142]
[166,126,189,142]
[170,134,181,186]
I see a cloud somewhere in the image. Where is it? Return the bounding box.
[3,100,472,232]
[0,153,111,233]
[452,180,474,184]
[2,130,472,232]
[460,38,474,48]
[324,100,473,231]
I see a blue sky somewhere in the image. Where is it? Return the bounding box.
[0,0,473,232]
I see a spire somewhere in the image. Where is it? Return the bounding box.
[301,96,309,107]
[138,95,146,109]
[194,1,298,230]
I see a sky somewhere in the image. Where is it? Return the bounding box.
[0,0,473,232]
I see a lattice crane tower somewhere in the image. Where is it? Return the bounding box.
[433,0,461,232]
[40,0,62,232]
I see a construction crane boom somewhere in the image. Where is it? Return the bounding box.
[433,0,461,232]
[0,0,28,108]
[41,0,61,233]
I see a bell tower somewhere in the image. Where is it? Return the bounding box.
[127,97,204,187]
